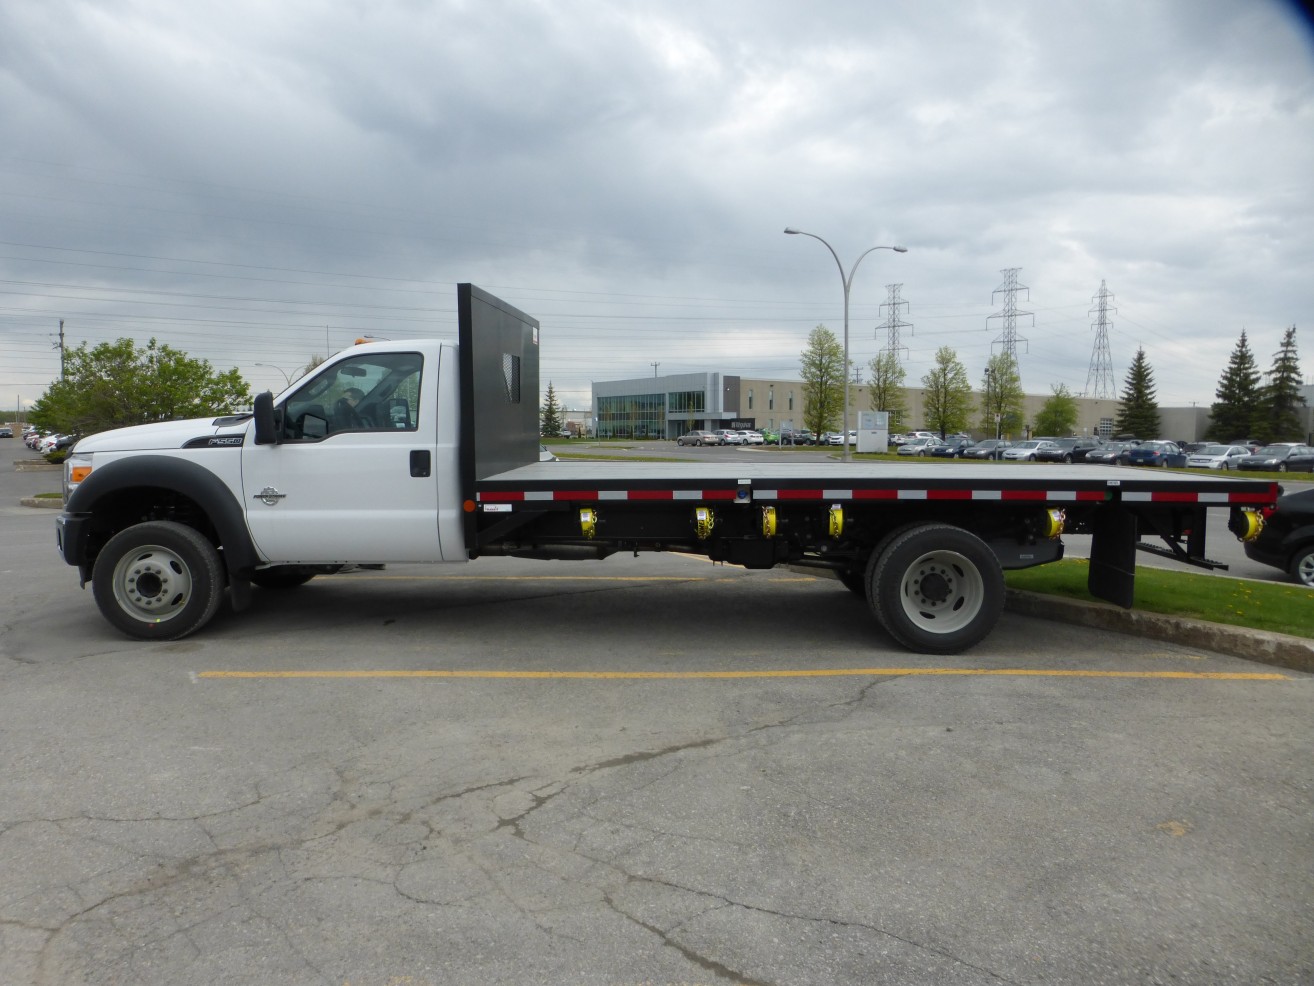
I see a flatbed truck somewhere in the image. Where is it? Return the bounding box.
[56,285,1279,654]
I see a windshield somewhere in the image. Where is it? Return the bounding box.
[1201,445,1231,455]
[1255,445,1290,456]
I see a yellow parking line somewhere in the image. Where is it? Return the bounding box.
[199,668,1288,681]
[348,574,815,583]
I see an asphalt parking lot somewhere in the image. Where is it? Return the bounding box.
[2,454,1312,986]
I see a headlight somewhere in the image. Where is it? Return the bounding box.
[64,453,93,501]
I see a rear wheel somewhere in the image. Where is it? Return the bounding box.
[866,523,1004,654]
[92,521,225,640]
[1290,546,1314,587]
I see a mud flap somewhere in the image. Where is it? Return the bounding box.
[1089,505,1136,609]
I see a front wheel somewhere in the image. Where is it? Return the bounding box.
[1290,546,1314,587]
[677,438,685,446]
[92,521,225,640]
[866,523,1004,654]
[1278,463,1287,473]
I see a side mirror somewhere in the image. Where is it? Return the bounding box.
[253,391,279,445]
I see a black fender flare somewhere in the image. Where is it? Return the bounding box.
[63,455,260,576]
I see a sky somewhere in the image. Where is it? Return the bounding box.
[2,0,1312,414]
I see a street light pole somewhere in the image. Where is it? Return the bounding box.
[784,228,907,462]
[254,362,291,387]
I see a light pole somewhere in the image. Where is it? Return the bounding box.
[784,228,907,461]
[254,362,293,387]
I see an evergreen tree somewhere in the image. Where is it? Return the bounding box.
[979,352,1025,439]
[1258,325,1305,443]
[921,347,974,438]
[800,325,845,438]
[1207,329,1262,441]
[1113,348,1161,438]
[540,381,563,437]
[867,350,907,429]
[1033,384,1079,437]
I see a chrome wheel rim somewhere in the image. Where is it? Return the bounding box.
[898,549,985,634]
[111,544,193,624]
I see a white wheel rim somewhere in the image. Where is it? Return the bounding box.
[898,549,985,634]
[1298,554,1314,586]
[112,544,193,624]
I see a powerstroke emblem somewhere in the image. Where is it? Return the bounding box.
[183,435,245,448]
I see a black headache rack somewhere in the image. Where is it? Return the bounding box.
[457,283,543,553]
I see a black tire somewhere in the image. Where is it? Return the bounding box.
[92,521,225,640]
[249,567,317,590]
[1027,454,1036,461]
[1063,454,1073,464]
[865,523,1004,654]
[677,438,685,446]
[1290,545,1314,587]
[1277,463,1287,473]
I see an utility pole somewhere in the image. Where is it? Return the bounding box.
[1084,280,1117,399]
[650,362,660,377]
[879,283,912,360]
[53,319,66,380]
[987,269,1032,385]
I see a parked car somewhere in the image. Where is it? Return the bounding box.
[962,439,1012,460]
[1242,489,1314,586]
[887,433,907,446]
[779,429,815,445]
[761,429,780,445]
[1236,443,1314,473]
[897,437,945,456]
[1125,440,1186,468]
[539,444,557,462]
[0,426,12,438]
[1035,436,1105,464]
[676,430,722,446]
[737,430,765,445]
[1001,440,1056,461]
[930,437,973,458]
[1084,441,1135,465]
[714,429,744,445]
[1228,438,1262,453]
[1185,444,1251,470]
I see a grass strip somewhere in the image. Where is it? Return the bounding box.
[1004,558,1313,638]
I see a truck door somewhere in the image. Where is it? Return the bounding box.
[241,350,445,563]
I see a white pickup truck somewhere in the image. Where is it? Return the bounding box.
[56,285,1277,653]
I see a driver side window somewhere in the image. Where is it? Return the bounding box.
[280,352,423,441]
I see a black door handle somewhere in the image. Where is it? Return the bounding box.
[410,450,431,477]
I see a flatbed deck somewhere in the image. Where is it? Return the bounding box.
[478,461,1278,507]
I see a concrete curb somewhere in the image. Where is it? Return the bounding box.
[20,496,64,509]
[789,564,1312,674]
[1004,589,1313,674]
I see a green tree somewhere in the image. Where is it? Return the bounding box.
[1113,347,1161,438]
[921,346,974,438]
[1258,325,1305,443]
[1207,329,1262,441]
[28,337,251,436]
[800,325,845,438]
[980,352,1025,439]
[1033,383,1079,437]
[540,381,563,437]
[866,350,907,429]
